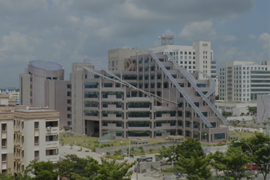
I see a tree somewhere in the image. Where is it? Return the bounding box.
[230,120,240,128]
[175,151,212,180]
[176,138,204,158]
[236,133,270,180]
[57,154,96,180]
[222,110,232,117]
[156,145,177,165]
[57,154,135,180]
[211,146,250,179]
[24,160,58,180]
[247,106,257,115]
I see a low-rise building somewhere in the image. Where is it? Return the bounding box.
[257,94,270,123]
[215,101,257,116]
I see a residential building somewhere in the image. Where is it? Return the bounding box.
[0,105,59,174]
[219,61,270,102]
[71,52,228,143]
[20,60,71,127]
[0,109,14,174]
[150,41,215,79]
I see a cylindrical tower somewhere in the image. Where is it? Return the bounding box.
[28,60,64,107]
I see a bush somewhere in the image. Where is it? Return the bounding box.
[85,150,89,152]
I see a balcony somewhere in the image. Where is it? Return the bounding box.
[128,126,151,131]
[155,113,176,121]
[102,123,122,130]
[156,123,175,129]
[102,114,122,120]
[1,132,7,138]
[46,141,59,147]
[46,127,59,134]
[46,155,59,162]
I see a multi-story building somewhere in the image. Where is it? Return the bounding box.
[220,61,270,102]
[150,41,216,79]
[14,106,59,173]
[71,52,228,143]
[0,109,14,174]
[0,105,59,174]
[20,60,71,126]
[108,48,148,71]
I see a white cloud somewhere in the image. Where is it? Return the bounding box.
[178,21,217,42]
[258,33,270,50]
[223,35,237,42]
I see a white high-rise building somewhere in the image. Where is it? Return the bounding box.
[150,41,216,80]
[220,61,270,102]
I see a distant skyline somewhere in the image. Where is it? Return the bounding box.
[0,0,269,88]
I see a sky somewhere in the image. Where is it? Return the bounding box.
[0,0,269,88]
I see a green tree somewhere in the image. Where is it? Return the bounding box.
[175,151,212,180]
[24,160,58,180]
[222,110,232,117]
[247,106,257,115]
[57,154,135,180]
[211,146,250,179]
[57,154,95,180]
[176,138,204,158]
[236,133,270,180]
[156,145,177,165]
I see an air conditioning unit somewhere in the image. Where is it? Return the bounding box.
[47,126,52,131]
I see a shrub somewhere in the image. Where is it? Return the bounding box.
[85,150,89,152]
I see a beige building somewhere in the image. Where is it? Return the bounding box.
[0,109,14,174]
[20,60,71,127]
[108,48,148,71]
[72,52,228,143]
[0,106,59,174]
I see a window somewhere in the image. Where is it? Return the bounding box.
[34,136,39,145]
[1,139,7,147]
[2,154,7,162]
[34,151,39,160]
[1,124,6,131]
[34,122,39,129]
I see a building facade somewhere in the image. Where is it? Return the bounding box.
[0,106,59,174]
[108,48,148,71]
[150,41,216,79]
[20,60,71,127]
[257,94,270,123]
[72,52,228,143]
[220,61,270,102]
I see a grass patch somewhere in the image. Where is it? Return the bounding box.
[229,131,256,140]
[60,132,167,149]
[161,167,175,173]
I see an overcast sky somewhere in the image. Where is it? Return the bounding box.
[0,0,269,88]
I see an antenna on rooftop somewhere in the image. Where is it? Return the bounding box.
[159,35,174,46]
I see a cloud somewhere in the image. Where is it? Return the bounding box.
[0,0,260,87]
[258,33,270,50]
[223,35,237,42]
[178,21,217,42]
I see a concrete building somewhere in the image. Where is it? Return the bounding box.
[108,48,148,71]
[150,41,216,79]
[20,60,71,127]
[215,101,257,116]
[0,105,59,174]
[71,52,228,143]
[220,61,270,102]
[257,94,270,123]
[0,109,14,174]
